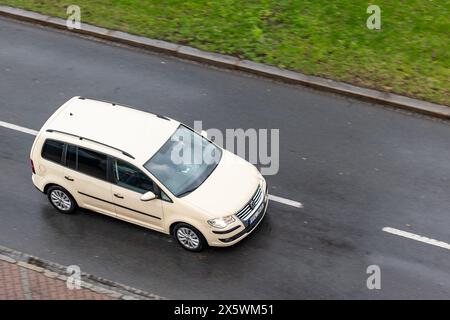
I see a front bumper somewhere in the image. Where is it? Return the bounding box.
[208,182,269,247]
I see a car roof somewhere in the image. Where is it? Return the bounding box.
[41,96,180,164]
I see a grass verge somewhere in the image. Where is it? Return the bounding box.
[2,0,449,105]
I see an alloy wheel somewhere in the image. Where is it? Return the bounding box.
[176,227,200,250]
[50,189,72,211]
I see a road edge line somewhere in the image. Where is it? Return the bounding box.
[0,5,448,120]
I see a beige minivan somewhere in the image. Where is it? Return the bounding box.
[30,97,268,251]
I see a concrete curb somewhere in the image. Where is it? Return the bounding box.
[0,5,449,120]
[0,245,166,300]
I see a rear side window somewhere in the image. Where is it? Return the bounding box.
[77,147,108,180]
[41,140,64,163]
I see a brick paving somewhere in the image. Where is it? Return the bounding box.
[0,260,115,300]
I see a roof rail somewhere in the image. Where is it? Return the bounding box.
[156,114,170,121]
[77,97,170,121]
[78,96,117,106]
[46,129,135,159]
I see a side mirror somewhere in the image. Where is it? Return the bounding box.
[140,191,156,201]
[201,130,208,138]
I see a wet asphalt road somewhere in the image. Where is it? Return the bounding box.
[0,17,449,299]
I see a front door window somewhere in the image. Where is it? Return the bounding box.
[114,159,154,194]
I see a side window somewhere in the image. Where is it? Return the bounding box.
[160,189,172,202]
[114,159,154,194]
[66,145,77,170]
[41,140,64,163]
[77,147,108,180]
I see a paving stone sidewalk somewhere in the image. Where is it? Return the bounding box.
[0,246,164,300]
[0,259,114,300]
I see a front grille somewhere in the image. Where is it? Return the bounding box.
[235,186,264,221]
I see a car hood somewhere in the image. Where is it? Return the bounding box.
[183,149,260,219]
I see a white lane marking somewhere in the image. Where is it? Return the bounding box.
[0,119,304,209]
[268,194,303,208]
[0,120,38,136]
[383,227,450,251]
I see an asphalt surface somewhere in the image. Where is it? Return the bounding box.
[1,17,449,299]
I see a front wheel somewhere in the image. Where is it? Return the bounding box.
[173,223,207,252]
[47,185,77,214]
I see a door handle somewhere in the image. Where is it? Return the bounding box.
[114,193,124,199]
[64,176,74,181]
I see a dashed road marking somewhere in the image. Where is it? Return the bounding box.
[268,194,303,208]
[0,119,304,209]
[0,120,38,135]
[383,227,450,251]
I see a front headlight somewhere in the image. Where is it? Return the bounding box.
[207,215,235,229]
[259,175,266,188]
[259,175,268,200]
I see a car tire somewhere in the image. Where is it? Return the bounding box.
[173,223,207,252]
[47,185,77,214]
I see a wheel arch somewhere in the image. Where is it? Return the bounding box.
[43,183,59,194]
[169,221,184,235]
[169,220,205,237]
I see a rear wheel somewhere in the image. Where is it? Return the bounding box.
[47,185,77,214]
[173,223,206,252]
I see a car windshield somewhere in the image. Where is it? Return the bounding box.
[144,125,222,197]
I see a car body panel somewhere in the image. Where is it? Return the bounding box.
[111,183,165,231]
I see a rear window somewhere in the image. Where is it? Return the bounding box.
[77,147,108,180]
[41,140,64,164]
